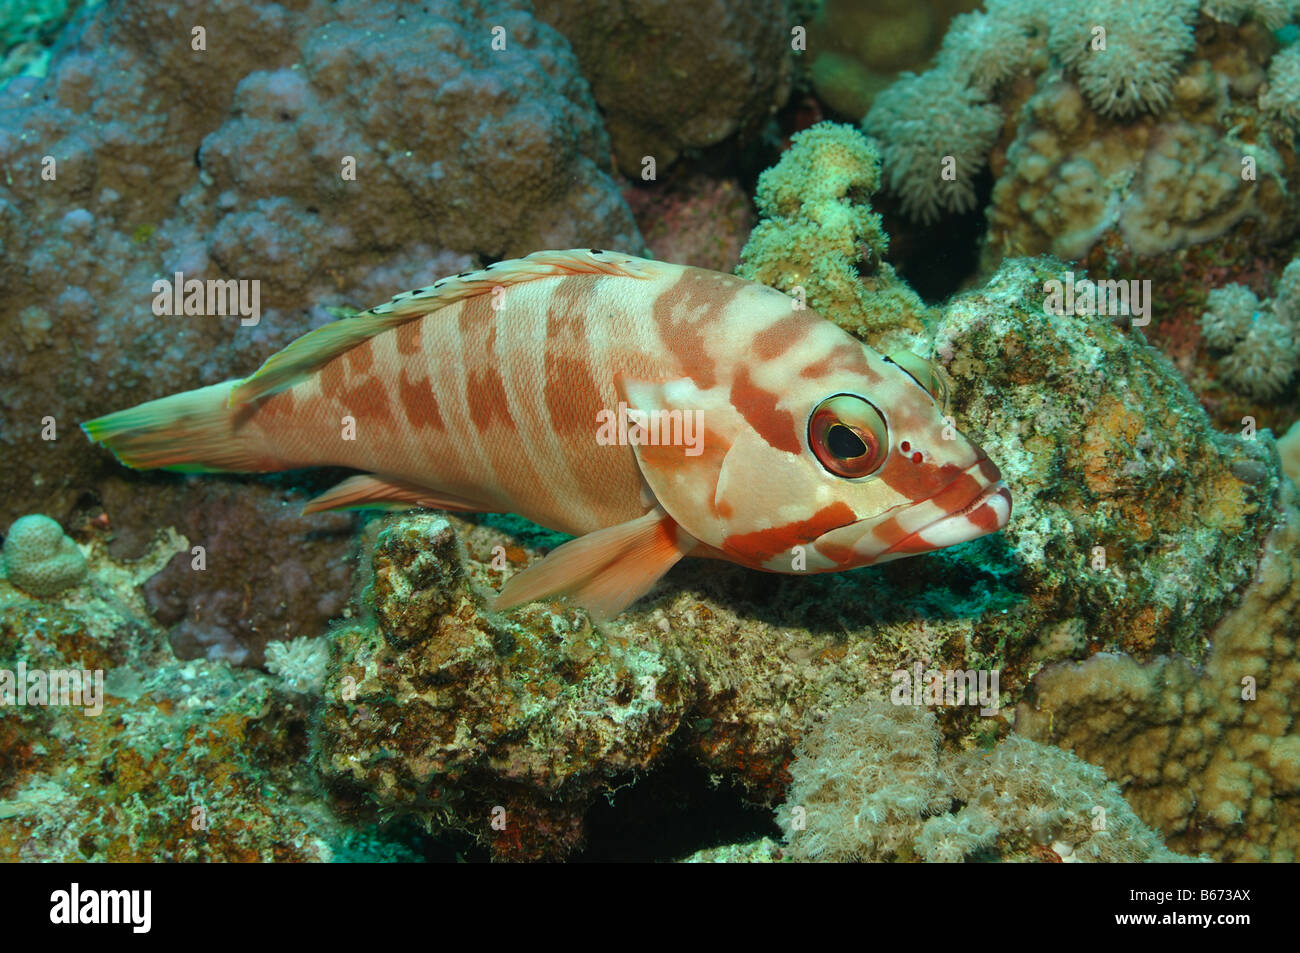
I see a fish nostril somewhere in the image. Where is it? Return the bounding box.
[900,440,911,452]
[911,451,923,464]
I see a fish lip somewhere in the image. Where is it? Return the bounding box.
[805,459,1011,570]
[880,478,1012,557]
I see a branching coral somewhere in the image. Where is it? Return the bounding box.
[777,697,1191,862]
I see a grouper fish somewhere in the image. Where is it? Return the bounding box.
[83,249,1011,618]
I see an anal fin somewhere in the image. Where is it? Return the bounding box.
[302,474,498,515]
[493,507,692,620]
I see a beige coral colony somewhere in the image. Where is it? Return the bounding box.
[0,0,1295,904]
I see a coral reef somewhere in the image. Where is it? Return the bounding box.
[861,0,1300,270]
[0,526,394,861]
[736,122,931,343]
[777,696,1189,862]
[2,514,87,597]
[532,0,792,175]
[310,257,1294,860]
[317,512,691,861]
[5,0,1299,867]
[1017,478,1300,861]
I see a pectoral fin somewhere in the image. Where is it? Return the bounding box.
[493,507,693,620]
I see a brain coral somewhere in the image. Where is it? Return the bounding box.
[2,514,87,598]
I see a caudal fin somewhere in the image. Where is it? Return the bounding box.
[82,381,270,473]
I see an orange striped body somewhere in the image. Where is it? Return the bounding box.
[84,250,1011,618]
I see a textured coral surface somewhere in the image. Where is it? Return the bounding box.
[5,0,1300,865]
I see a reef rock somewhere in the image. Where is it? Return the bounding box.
[533,0,793,175]
[316,256,1290,859]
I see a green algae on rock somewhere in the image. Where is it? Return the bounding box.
[0,529,381,861]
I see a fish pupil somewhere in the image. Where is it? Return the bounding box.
[828,423,867,459]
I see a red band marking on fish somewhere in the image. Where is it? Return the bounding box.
[723,501,856,564]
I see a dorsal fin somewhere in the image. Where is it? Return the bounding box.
[228,249,656,406]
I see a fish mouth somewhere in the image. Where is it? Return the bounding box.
[807,458,1012,569]
[881,479,1013,556]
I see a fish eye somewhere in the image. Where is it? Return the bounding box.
[884,351,949,407]
[809,394,888,478]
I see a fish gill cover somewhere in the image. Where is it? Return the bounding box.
[0,0,1297,871]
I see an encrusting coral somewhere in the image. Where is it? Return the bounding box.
[1017,477,1300,861]
[2,514,87,597]
[1,0,643,537]
[0,523,403,861]
[777,696,1191,862]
